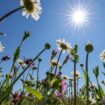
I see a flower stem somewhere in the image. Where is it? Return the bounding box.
[0,6,24,22]
[54,50,62,75]
[36,60,40,88]
[86,52,89,105]
[74,61,77,105]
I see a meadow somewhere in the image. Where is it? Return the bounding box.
[0,0,105,105]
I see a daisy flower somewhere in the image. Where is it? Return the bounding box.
[20,0,42,21]
[56,39,72,53]
[71,70,81,79]
[50,59,61,68]
[0,41,5,52]
[17,59,26,67]
[100,50,105,62]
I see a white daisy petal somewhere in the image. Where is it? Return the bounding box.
[100,50,105,62]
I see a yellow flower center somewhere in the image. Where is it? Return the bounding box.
[60,43,68,50]
[51,61,57,66]
[23,0,35,13]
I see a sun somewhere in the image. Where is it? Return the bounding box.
[69,4,89,29]
[72,9,87,24]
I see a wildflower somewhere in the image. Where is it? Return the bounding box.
[89,83,96,90]
[24,58,33,65]
[55,78,67,97]
[6,73,14,79]
[56,39,72,53]
[63,75,70,80]
[85,42,93,53]
[12,92,22,104]
[50,59,61,67]
[20,0,42,20]
[30,63,37,70]
[62,78,67,95]
[0,41,5,52]
[100,50,105,62]
[55,90,61,98]
[62,54,70,65]
[1,55,10,61]
[71,70,81,79]
[17,59,26,67]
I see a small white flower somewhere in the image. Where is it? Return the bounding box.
[71,70,81,79]
[17,59,26,67]
[0,41,5,52]
[56,39,72,53]
[89,83,96,89]
[20,0,42,21]
[100,50,105,62]
[62,75,70,80]
[50,59,61,67]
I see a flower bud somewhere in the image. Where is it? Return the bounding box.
[85,42,93,53]
[45,43,51,50]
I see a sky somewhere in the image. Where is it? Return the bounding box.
[0,0,105,90]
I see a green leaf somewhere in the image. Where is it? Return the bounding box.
[13,47,20,63]
[24,85,43,100]
[93,66,99,78]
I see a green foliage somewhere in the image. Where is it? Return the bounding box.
[24,84,43,100]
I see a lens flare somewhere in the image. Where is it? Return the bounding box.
[69,4,90,29]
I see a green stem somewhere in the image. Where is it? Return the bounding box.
[0,6,24,22]
[86,52,89,105]
[36,61,40,88]
[74,61,77,105]
[54,50,62,75]
[37,61,40,82]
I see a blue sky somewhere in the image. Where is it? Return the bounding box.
[0,0,105,90]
